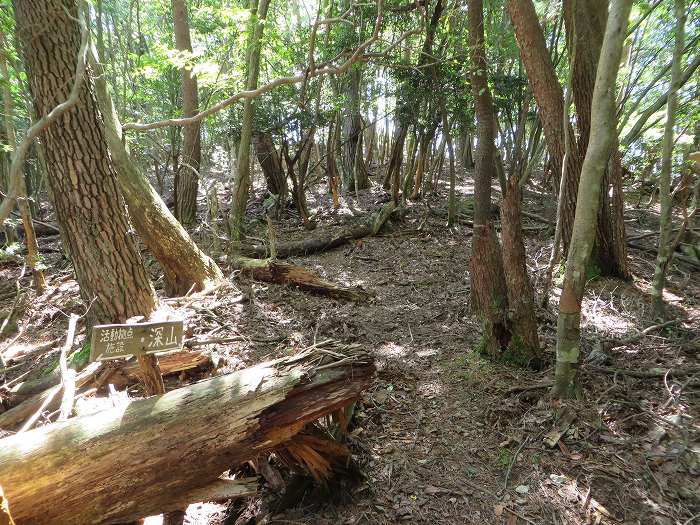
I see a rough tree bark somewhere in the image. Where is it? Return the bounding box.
[172,0,201,226]
[0,349,374,525]
[507,0,582,255]
[651,0,686,317]
[342,66,369,192]
[553,0,632,398]
[14,0,157,325]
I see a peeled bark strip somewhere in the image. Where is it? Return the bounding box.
[0,487,15,525]
[0,348,374,525]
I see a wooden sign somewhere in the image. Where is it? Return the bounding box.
[90,320,184,362]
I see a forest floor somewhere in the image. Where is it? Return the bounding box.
[1,169,699,525]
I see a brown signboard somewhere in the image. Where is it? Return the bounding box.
[90,320,184,362]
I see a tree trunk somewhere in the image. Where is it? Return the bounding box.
[14,0,157,325]
[467,0,510,357]
[500,178,541,362]
[171,0,201,226]
[0,349,374,525]
[553,0,632,398]
[564,0,629,279]
[507,0,582,255]
[253,131,287,200]
[342,67,369,192]
[90,47,224,297]
[229,0,271,246]
[651,0,686,317]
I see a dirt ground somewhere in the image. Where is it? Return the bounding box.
[1,170,698,525]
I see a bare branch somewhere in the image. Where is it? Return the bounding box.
[123,0,386,133]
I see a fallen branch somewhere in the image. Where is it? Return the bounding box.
[58,314,79,421]
[241,202,397,259]
[602,318,685,348]
[0,346,374,524]
[586,365,700,379]
[236,257,373,301]
[0,362,101,430]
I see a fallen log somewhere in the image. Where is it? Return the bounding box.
[240,201,397,258]
[237,258,373,301]
[0,346,374,524]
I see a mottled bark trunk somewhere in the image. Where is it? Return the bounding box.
[14,0,157,325]
[342,67,369,192]
[171,0,201,226]
[564,0,629,279]
[651,0,686,317]
[467,0,510,357]
[554,0,632,398]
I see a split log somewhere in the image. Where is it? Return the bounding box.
[0,351,210,428]
[0,487,14,525]
[237,258,373,301]
[0,347,374,524]
[240,201,397,258]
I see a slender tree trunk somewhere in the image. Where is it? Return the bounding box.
[467,0,510,357]
[651,0,686,317]
[229,0,270,246]
[553,0,632,398]
[171,0,201,226]
[0,32,45,293]
[564,0,629,279]
[507,0,582,255]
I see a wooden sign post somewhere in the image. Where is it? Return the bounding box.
[90,320,184,362]
[90,320,184,396]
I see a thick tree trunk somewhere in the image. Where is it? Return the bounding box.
[651,0,686,317]
[467,0,510,357]
[0,349,374,525]
[229,0,270,245]
[14,0,157,325]
[253,131,287,199]
[90,47,224,297]
[342,67,369,192]
[172,0,201,226]
[554,0,632,398]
